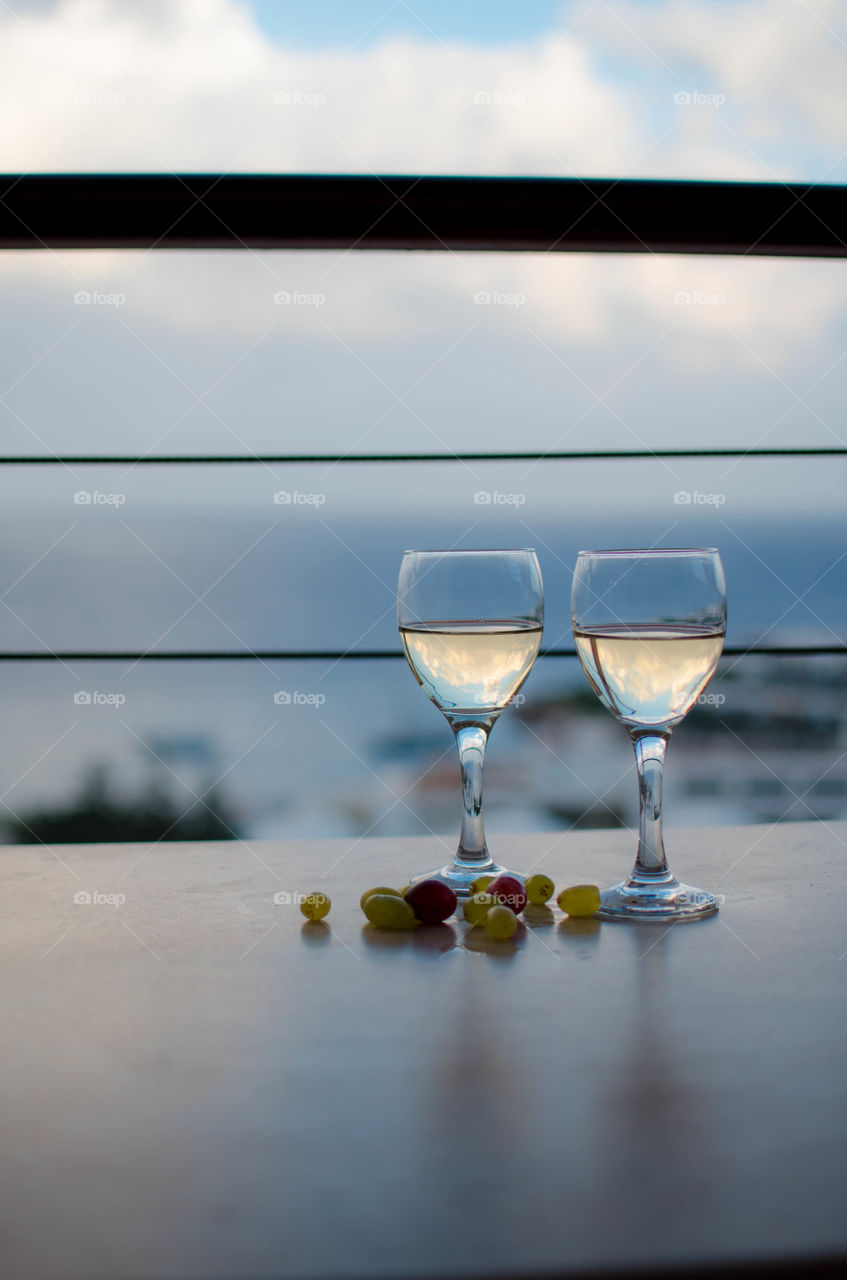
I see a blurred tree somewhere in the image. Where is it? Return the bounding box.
[6,763,238,844]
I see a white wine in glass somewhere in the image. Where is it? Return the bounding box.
[571,550,726,922]
[398,551,544,897]
[399,621,543,714]
[572,625,725,728]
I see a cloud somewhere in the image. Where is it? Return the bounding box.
[0,0,843,179]
[576,0,847,178]
[0,0,633,173]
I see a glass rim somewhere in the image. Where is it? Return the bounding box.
[401,547,537,555]
[576,547,720,557]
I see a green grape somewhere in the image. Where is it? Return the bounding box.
[557,884,601,918]
[300,891,331,921]
[470,874,494,894]
[463,892,496,926]
[485,905,517,939]
[525,873,555,905]
[359,886,403,912]
[363,894,417,931]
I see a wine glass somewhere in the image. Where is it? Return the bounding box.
[571,548,726,922]
[397,549,544,897]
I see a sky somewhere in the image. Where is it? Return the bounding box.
[249,0,566,48]
[0,0,844,476]
[0,3,844,499]
[0,0,845,179]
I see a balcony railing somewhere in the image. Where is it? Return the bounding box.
[2,174,846,255]
[2,173,845,663]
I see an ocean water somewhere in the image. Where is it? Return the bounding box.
[1,502,846,842]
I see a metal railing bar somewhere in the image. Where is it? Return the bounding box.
[1,175,846,256]
[0,647,843,661]
[2,448,846,465]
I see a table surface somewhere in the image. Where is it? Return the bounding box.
[1,821,846,1280]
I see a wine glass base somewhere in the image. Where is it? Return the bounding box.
[407,860,519,900]
[598,878,718,922]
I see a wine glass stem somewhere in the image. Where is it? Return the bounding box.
[629,730,672,883]
[450,718,493,867]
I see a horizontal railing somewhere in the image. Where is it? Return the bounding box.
[1,174,846,255]
[0,647,842,662]
[1,447,846,465]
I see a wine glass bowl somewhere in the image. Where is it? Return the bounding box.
[398,549,543,897]
[571,549,726,922]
